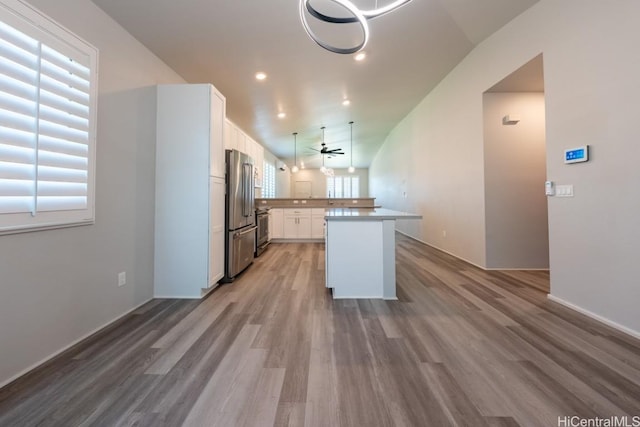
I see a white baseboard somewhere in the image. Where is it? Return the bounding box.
[395,230,550,271]
[397,230,639,339]
[331,295,399,300]
[0,297,154,389]
[547,294,640,340]
[395,230,488,270]
[153,294,201,299]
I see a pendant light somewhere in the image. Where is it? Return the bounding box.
[291,132,299,173]
[348,121,355,173]
[319,126,334,176]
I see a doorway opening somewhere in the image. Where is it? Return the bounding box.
[482,54,549,280]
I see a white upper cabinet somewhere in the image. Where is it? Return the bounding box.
[236,127,246,153]
[224,119,245,153]
[254,142,264,187]
[224,119,233,151]
[223,120,265,187]
[209,88,226,178]
[245,136,255,163]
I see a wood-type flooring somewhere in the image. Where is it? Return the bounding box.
[1,234,639,426]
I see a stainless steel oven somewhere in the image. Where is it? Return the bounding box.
[255,207,270,256]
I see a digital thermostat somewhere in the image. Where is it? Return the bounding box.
[564,145,589,164]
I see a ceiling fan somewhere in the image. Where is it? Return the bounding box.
[309,126,345,157]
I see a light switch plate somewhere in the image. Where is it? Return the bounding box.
[555,184,574,197]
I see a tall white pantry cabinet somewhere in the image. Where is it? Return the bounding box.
[154,84,226,298]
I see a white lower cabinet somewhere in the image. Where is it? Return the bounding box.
[283,209,312,239]
[311,208,325,239]
[208,177,225,287]
[270,207,326,240]
[271,208,284,239]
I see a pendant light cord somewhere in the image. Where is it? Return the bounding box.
[348,121,355,173]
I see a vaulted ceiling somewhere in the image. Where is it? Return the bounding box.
[92,0,539,169]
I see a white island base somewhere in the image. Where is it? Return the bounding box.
[324,208,422,300]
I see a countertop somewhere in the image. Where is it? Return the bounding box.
[324,208,422,221]
[256,197,375,209]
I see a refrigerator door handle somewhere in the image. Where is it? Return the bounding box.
[234,225,258,238]
[250,164,254,216]
[242,162,252,218]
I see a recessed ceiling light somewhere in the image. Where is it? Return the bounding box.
[342,99,351,106]
[255,72,267,81]
[354,52,366,61]
[278,112,286,119]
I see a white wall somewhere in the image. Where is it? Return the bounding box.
[290,168,369,198]
[369,66,487,266]
[276,168,291,198]
[483,92,548,269]
[0,0,185,386]
[370,0,640,334]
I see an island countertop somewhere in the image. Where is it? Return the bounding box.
[324,208,422,221]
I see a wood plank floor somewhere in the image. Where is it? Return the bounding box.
[1,234,639,426]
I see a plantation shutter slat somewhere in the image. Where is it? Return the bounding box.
[39,77,89,107]
[40,44,89,79]
[38,135,87,158]
[0,64,38,98]
[39,90,89,120]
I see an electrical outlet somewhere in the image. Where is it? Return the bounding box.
[118,272,126,287]
[442,230,447,237]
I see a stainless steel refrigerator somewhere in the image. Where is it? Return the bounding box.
[224,149,256,281]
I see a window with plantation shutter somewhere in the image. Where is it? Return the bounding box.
[0,0,97,234]
[326,176,359,198]
[262,160,276,198]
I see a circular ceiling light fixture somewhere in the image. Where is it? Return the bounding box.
[299,0,368,55]
[299,0,412,54]
[278,112,286,119]
[255,72,267,81]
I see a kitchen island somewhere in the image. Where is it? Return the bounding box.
[255,198,378,241]
[324,208,422,299]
